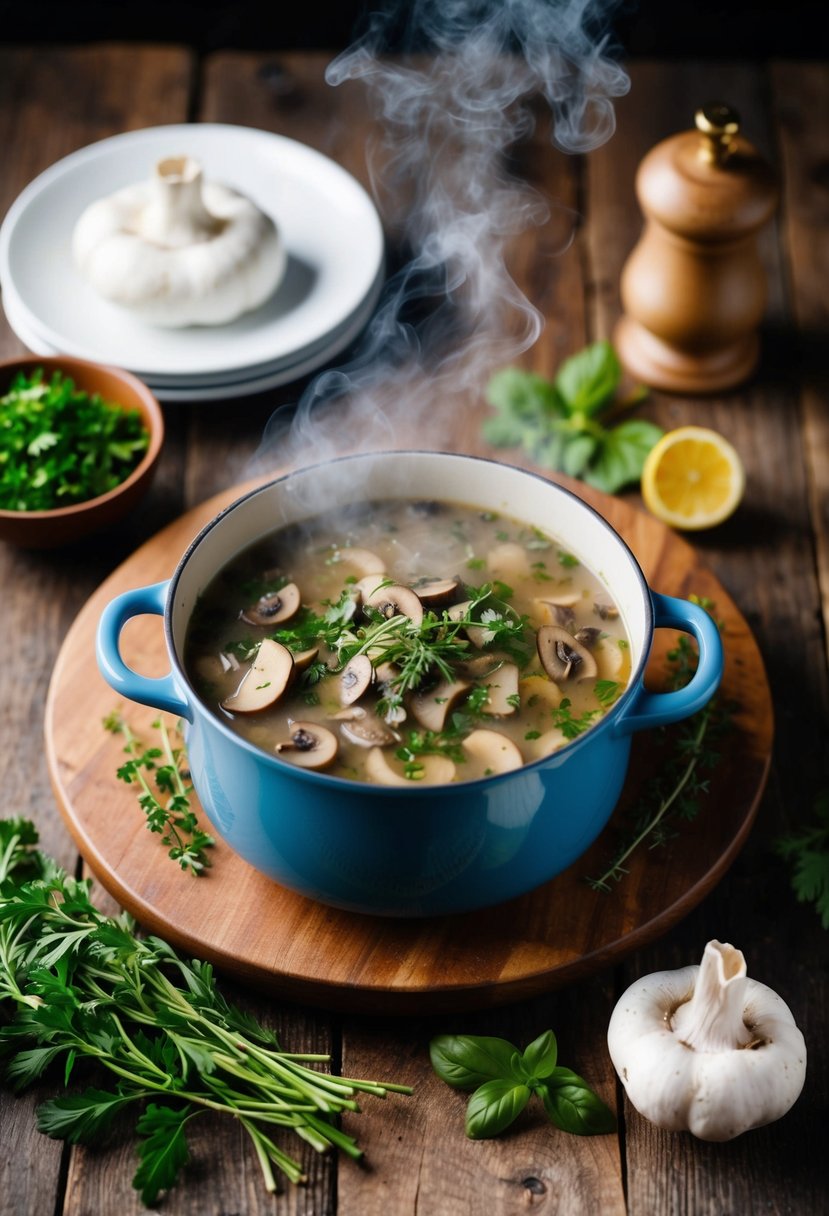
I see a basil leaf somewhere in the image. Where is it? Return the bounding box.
[555,341,620,417]
[587,419,664,493]
[429,1034,519,1090]
[541,1070,616,1135]
[520,1029,557,1080]
[465,1078,531,1139]
[486,368,561,418]
[561,434,598,478]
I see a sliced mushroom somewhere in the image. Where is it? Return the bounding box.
[354,574,391,603]
[275,721,338,769]
[374,660,400,684]
[448,601,491,649]
[457,654,504,680]
[594,636,628,680]
[518,673,563,710]
[535,599,576,629]
[338,654,373,706]
[240,583,301,627]
[537,625,598,683]
[340,715,401,748]
[410,677,471,732]
[409,576,460,608]
[594,601,620,621]
[574,626,602,650]
[462,729,523,776]
[525,726,569,760]
[480,663,520,715]
[365,583,424,625]
[486,542,531,581]
[365,747,455,786]
[292,646,320,672]
[336,547,386,576]
[330,706,366,722]
[221,639,294,714]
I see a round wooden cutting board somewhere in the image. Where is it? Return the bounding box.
[45,473,772,1014]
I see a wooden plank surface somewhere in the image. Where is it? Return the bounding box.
[0,45,827,1216]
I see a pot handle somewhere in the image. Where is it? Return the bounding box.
[612,591,723,736]
[96,579,192,721]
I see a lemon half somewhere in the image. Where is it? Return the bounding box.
[641,426,745,531]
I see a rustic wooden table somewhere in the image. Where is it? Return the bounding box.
[1,46,827,1216]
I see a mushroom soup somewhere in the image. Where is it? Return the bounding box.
[184,499,632,784]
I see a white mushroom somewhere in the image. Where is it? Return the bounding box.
[365,748,455,786]
[275,721,338,769]
[607,941,807,1142]
[292,646,320,672]
[462,729,523,776]
[594,636,628,680]
[240,583,301,627]
[525,726,568,759]
[220,639,294,714]
[72,155,286,327]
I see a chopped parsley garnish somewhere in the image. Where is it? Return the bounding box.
[0,369,150,511]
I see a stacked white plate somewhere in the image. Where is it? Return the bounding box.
[0,125,385,401]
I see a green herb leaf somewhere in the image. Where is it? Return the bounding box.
[465,1078,531,1139]
[429,1034,519,1090]
[561,434,598,478]
[486,367,561,417]
[587,419,664,494]
[133,1105,192,1207]
[776,791,829,929]
[540,1069,616,1135]
[0,370,149,511]
[555,341,621,417]
[520,1029,558,1080]
[37,1089,134,1144]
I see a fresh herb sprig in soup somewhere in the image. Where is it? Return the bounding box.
[185,500,631,784]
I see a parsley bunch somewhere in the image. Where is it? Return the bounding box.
[0,819,411,1206]
[776,792,829,929]
[483,341,661,493]
[0,369,149,511]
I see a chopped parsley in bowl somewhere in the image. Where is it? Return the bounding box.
[0,356,163,548]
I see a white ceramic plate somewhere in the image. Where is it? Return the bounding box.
[2,271,381,402]
[0,124,384,379]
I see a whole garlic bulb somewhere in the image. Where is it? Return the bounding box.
[607,940,806,1141]
[72,156,286,327]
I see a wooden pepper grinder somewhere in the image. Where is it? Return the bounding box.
[614,102,778,394]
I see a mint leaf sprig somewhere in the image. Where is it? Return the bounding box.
[430,1031,615,1139]
[483,341,660,493]
[103,712,215,875]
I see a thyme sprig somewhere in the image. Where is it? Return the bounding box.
[103,713,214,875]
[587,597,731,892]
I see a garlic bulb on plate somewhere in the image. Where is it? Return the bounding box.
[72,156,286,327]
[607,940,806,1141]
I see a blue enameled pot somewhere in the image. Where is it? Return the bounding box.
[96,452,723,917]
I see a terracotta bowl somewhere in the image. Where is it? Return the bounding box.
[0,355,164,548]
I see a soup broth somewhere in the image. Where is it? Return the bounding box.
[184,499,632,784]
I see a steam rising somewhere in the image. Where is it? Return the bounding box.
[255,0,628,476]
